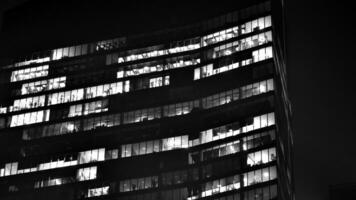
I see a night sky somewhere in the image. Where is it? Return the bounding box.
[1,0,356,200]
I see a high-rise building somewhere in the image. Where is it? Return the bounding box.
[0,0,294,200]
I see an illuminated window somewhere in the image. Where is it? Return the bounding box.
[77,166,97,181]
[20,77,66,95]
[243,166,277,186]
[197,175,240,198]
[10,65,49,82]
[247,148,277,166]
[83,99,109,115]
[48,89,84,105]
[52,44,88,60]
[87,186,109,198]
[12,95,45,111]
[78,149,105,164]
[10,110,50,127]
[68,104,83,117]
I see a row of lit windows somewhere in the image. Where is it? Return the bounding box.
[201,141,240,162]
[187,166,276,200]
[202,79,273,110]
[6,74,168,115]
[10,65,49,82]
[11,57,50,68]
[189,129,276,165]
[20,76,66,95]
[202,16,271,47]
[197,113,275,146]
[68,99,109,117]
[34,176,73,189]
[10,110,50,127]
[5,33,271,114]
[5,45,271,118]
[1,131,275,188]
[106,15,271,67]
[19,79,273,139]
[194,46,273,80]
[5,81,125,114]
[96,37,126,51]
[4,37,127,70]
[33,166,97,188]
[115,38,201,64]
[85,81,129,99]
[112,27,271,82]
[243,166,277,186]
[211,31,272,59]
[1,113,275,179]
[116,55,200,79]
[52,44,90,60]
[87,186,110,198]
[121,135,189,158]
[199,175,240,198]
[3,133,275,192]
[3,1,269,72]
[22,113,121,140]
[32,164,275,196]
[12,95,45,112]
[48,181,277,199]
[124,79,272,126]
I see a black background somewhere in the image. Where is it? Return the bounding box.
[1,0,356,199]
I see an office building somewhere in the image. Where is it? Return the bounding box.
[0,0,293,199]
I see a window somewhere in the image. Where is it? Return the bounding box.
[189,140,240,164]
[116,55,200,77]
[68,104,83,117]
[77,166,97,181]
[121,135,188,158]
[10,57,50,68]
[123,107,161,124]
[87,186,109,198]
[10,110,50,127]
[83,99,109,115]
[83,113,120,131]
[78,149,105,164]
[253,46,273,62]
[52,44,89,60]
[247,148,277,166]
[243,166,277,186]
[243,184,277,200]
[12,95,45,111]
[119,176,158,192]
[198,175,240,198]
[20,76,66,95]
[10,65,49,82]
[149,77,163,88]
[48,89,84,105]
[115,38,200,64]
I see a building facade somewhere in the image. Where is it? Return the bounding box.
[0,0,294,200]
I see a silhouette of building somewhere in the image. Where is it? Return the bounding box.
[0,0,293,199]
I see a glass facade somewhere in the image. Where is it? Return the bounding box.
[0,1,293,200]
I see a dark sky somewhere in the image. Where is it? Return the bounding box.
[287,1,356,200]
[1,0,356,200]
